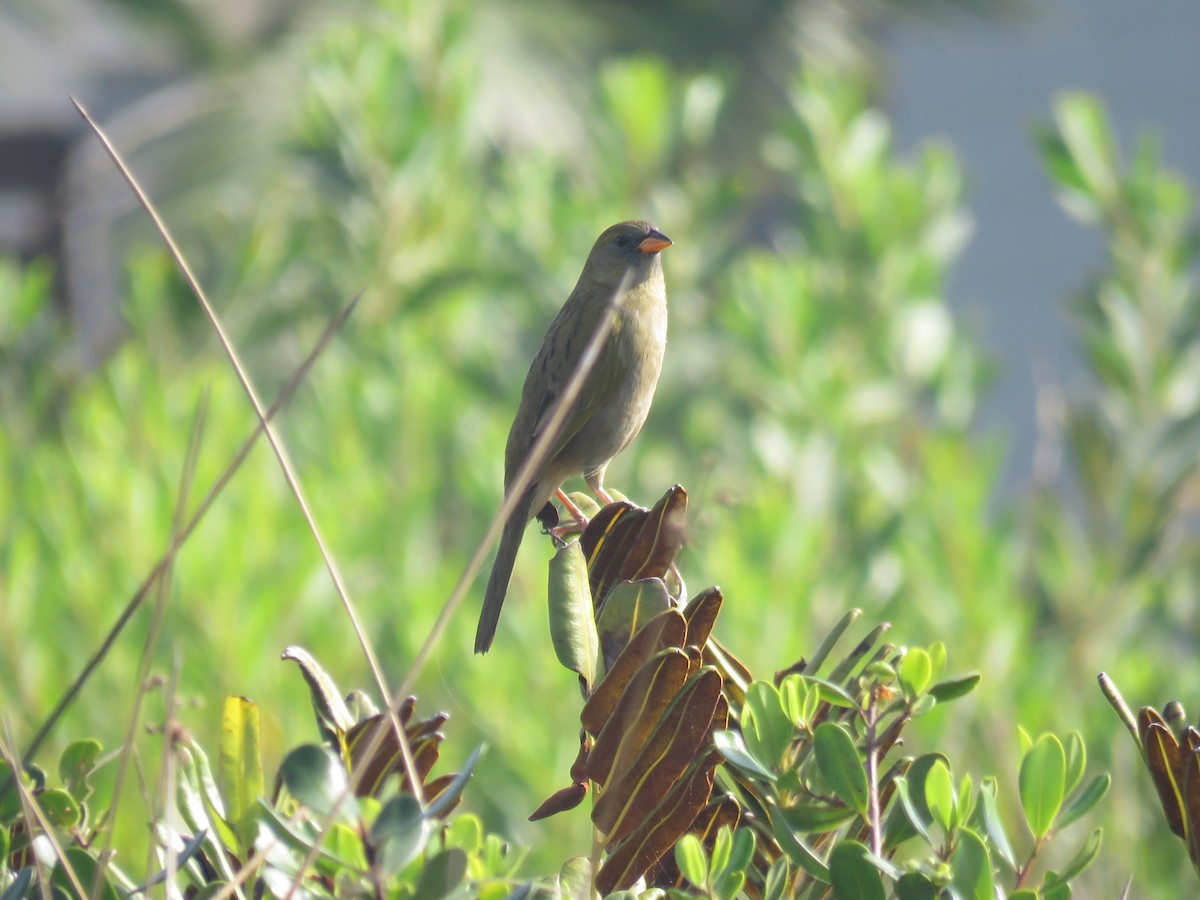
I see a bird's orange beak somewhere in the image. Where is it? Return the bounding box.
[638,229,672,254]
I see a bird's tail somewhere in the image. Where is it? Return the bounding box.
[476,500,531,654]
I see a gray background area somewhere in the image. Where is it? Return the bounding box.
[885,0,1200,487]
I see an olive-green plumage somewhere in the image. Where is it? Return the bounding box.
[476,220,672,653]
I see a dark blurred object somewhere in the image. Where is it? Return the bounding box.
[0,126,70,264]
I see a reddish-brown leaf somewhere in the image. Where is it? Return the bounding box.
[682,587,723,650]
[595,752,721,894]
[593,668,723,842]
[529,782,589,821]
[585,649,691,788]
[582,610,687,736]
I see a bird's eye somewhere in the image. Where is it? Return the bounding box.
[613,234,632,249]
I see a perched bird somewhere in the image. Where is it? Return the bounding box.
[476,220,672,653]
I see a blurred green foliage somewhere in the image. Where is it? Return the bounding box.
[1,0,1198,893]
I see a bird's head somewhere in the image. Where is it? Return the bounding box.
[581,220,672,289]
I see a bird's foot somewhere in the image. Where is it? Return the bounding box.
[549,488,590,538]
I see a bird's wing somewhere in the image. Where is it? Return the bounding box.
[504,288,620,483]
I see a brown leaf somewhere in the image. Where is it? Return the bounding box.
[582,609,687,736]
[346,713,445,797]
[585,649,692,789]
[593,668,723,842]
[595,752,721,895]
[582,486,688,605]
[1143,720,1186,838]
[1183,728,1200,862]
[529,782,589,821]
[682,587,723,650]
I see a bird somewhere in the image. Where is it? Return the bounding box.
[476,220,672,654]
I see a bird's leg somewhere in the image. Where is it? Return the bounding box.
[550,487,590,538]
[585,469,616,506]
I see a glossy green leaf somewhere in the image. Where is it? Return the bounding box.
[280,744,358,821]
[780,801,857,833]
[762,857,789,900]
[547,540,599,691]
[924,759,954,834]
[927,672,981,703]
[713,868,745,900]
[814,723,869,816]
[710,826,732,879]
[1057,773,1110,831]
[728,826,755,873]
[1043,826,1103,891]
[742,681,793,769]
[802,675,859,709]
[828,840,886,900]
[58,739,102,804]
[1064,730,1087,795]
[675,833,707,887]
[39,788,80,828]
[557,856,593,900]
[979,778,1016,870]
[713,729,776,782]
[371,794,430,876]
[949,827,993,900]
[778,674,810,728]
[899,648,932,697]
[50,847,119,900]
[769,807,830,882]
[1020,733,1066,839]
[894,871,938,899]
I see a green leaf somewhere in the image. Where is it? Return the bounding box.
[547,540,600,691]
[802,675,859,709]
[742,681,794,769]
[39,788,81,828]
[814,723,869,816]
[371,794,430,877]
[280,744,358,821]
[58,739,102,804]
[0,761,29,822]
[828,840,886,900]
[762,856,789,900]
[713,729,777,782]
[979,778,1016,870]
[675,833,708,887]
[950,827,993,900]
[557,857,593,900]
[927,642,947,682]
[899,648,932,697]
[780,802,858,833]
[51,847,119,900]
[1064,731,1087,795]
[1054,93,1120,214]
[924,759,955,834]
[769,807,830,882]
[1020,733,1066,839]
[778,675,810,728]
[1042,827,1103,890]
[728,827,756,874]
[218,695,265,850]
[412,848,468,900]
[927,672,981,703]
[713,869,746,900]
[1057,773,1110,831]
[895,871,938,899]
[710,826,732,880]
